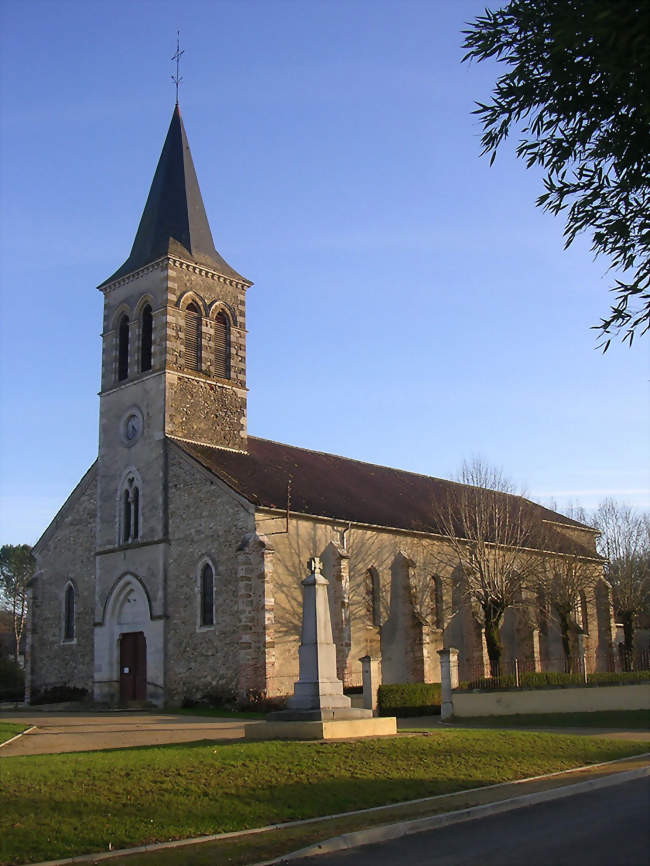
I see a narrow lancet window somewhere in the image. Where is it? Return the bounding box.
[184,303,201,371]
[367,568,381,628]
[121,476,140,544]
[123,489,132,542]
[118,315,130,381]
[213,311,230,379]
[140,305,153,372]
[200,563,215,626]
[64,584,75,641]
[432,575,444,629]
[132,487,140,540]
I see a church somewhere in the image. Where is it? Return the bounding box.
[26,104,616,707]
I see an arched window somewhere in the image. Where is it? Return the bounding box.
[118,315,130,381]
[213,311,231,379]
[64,584,75,641]
[140,304,153,372]
[184,302,201,371]
[431,575,444,629]
[200,563,215,627]
[577,591,589,633]
[537,589,548,634]
[120,475,140,544]
[367,567,381,628]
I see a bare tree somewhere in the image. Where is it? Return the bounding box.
[535,555,597,671]
[434,459,546,676]
[593,500,650,670]
[0,545,35,663]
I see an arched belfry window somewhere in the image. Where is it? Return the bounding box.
[140,305,153,372]
[118,315,130,381]
[200,562,215,627]
[213,311,231,379]
[184,302,201,371]
[63,583,75,641]
[121,475,140,544]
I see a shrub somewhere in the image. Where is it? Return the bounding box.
[31,685,88,705]
[0,656,24,702]
[458,669,650,691]
[237,688,287,714]
[377,682,441,717]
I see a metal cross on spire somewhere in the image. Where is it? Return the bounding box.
[171,31,184,104]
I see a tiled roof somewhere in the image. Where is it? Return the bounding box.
[99,104,248,287]
[174,436,598,558]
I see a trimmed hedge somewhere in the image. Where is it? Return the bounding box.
[458,669,650,692]
[377,682,441,717]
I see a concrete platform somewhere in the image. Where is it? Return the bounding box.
[267,708,373,722]
[244,715,397,741]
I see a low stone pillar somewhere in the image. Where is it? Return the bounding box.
[438,647,459,720]
[359,655,381,712]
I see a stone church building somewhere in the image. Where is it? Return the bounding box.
[27,105,615,707]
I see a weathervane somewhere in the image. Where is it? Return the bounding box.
[171,31,184,104]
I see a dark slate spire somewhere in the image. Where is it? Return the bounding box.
[100,105,247,286]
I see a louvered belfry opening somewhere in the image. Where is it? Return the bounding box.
[140,305,153,372]
[184,302,201,371]
[213,311,230,379]
[118,315,130,381]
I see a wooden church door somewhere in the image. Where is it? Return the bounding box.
[119,631,147,702]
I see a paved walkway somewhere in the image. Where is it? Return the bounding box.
[1,712,648,757]
[0,712,255,756]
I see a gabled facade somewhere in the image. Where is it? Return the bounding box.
[27,106,617,707]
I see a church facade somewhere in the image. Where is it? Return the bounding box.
[27,106,616,707]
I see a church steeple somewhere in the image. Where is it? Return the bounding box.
[100,104,246,286]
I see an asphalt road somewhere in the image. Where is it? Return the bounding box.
[284,777,650,866]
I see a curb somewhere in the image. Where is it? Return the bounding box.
[21,753,650,866]
[0,725,37,749]
[272,765,650,864]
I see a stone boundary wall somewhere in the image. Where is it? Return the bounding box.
[452,683,650,716]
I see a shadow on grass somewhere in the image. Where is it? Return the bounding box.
[1,731,646,865]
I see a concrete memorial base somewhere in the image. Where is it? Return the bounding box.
[267,707,373,722]
[244,715,397,741]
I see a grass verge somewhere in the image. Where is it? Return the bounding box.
[1,730,649,865]
[447,710,650,730]
[0,722,28,745]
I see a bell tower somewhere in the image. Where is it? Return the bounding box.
[92,104,251,704]
[98,103,252,455]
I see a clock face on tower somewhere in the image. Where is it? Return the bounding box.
[120,408,144,446]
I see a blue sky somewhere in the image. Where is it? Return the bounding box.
[0,0,647,545]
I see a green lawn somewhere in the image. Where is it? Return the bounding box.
[1,730,648,865]
[0,722,28,745]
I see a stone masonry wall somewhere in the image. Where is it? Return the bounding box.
[29,467,97,701]
[253,511,614,697]
[165,445,255,705]
[165,374,246,451]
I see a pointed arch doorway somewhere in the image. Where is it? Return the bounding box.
[119,631,147,702]
[94,573,164,706]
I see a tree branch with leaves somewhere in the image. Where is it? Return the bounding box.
[463,0,650,348]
